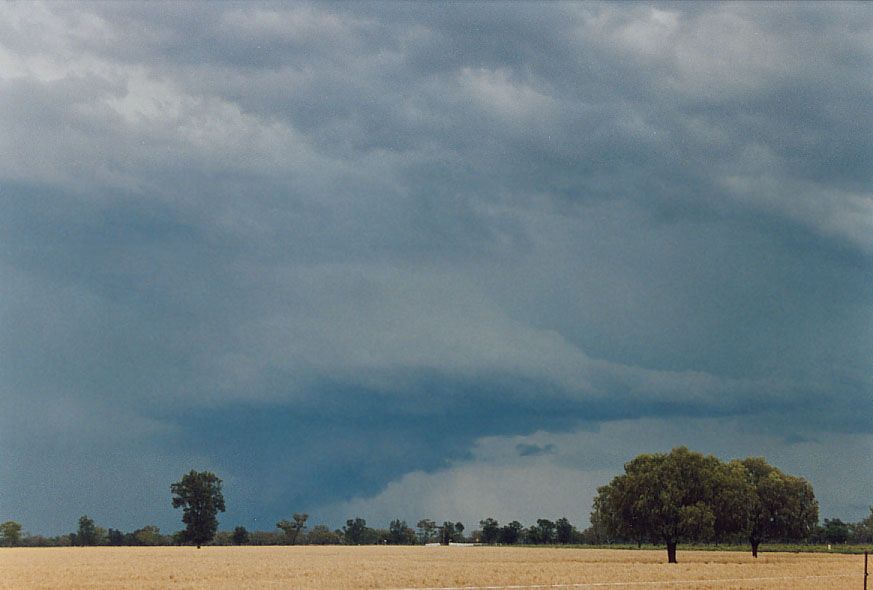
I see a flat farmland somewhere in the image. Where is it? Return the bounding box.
[0,546,862,590]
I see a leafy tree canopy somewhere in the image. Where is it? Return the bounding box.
[0,521,22,547]
[593,447,746,563]
[170,470,225,548]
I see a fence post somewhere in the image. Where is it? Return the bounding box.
[864,551,868,590]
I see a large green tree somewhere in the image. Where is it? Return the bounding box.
[170,470,226,548]
[710,459,754,544]
[736,457,818,557]
[592,447,742,563]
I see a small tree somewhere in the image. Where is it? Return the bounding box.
[134,525,162,546]
[388,519,415,544]
[232,526,250,545]
[308,524,342,545]
[343,518,368,545]
[170,470,226,548]
[417,519,437,544]
[479,518,500,544]
[530,519,556,544]
[440,522,454,545]
[499,521,522,544]
[556,517,574,544]
[821,519,850,544]
[438,521,465,544]
[107,529,125,546]
[0,521,22,547]
[77,515,98,546]
[850,507,873,544]
[277,513,308,545]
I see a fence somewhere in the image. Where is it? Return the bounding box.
[387,551,869,590]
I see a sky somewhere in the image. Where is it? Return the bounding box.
[0,1,871,536]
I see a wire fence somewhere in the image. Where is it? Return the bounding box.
[385,573,858,590]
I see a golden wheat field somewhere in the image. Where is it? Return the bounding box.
[0,546,863,590]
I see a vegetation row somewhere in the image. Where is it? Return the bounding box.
[2,448,871,564]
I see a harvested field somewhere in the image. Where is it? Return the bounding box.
[0,546,862,590]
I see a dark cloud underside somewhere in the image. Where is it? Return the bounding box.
[0,1,870,533]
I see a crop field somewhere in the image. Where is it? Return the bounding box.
[0,546,863,590]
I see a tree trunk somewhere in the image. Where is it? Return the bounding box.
[666,541,678,564]
[751,540,759,558]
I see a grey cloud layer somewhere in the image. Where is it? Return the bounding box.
[328,418,873,528]
[1,2,870,533]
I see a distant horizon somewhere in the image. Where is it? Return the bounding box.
[1,2,870,537]
[11,442,863,538]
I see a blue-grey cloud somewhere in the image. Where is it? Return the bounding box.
[0,1,870,534]
[516,443,557,457]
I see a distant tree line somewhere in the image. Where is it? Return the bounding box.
[3,508,872,550]
[2,453,871,557]
[4,508,871,550]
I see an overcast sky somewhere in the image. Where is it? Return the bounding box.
[1,1,871,536]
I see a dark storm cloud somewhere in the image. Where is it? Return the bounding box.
[0,2,870,532]
[516,443,557,457]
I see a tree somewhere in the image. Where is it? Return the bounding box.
[850,507,873,544]
[308,525,342,545]
[586,502,613,545]
[170,470,226,548]
[499,521,523,545]
[277,513,309,545]
[593,447,735,563]
[528,519,556,544]
[556,517,574,544]
[592,479,648,548]
[821,519,850,545]
[479,518,500,544]
[438,521,465,544]
[0,521,22,547]
[737,457,818,557]
[578,524,606,545]
[107,528,125,546]
[711,459,753,545]
[232,526,250,545]
[343,518,368,545]
[134,525,163,546]
[388,519,416,544]
[77,515,98,546]
[417,519,437,544]
[440,522,454,545]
